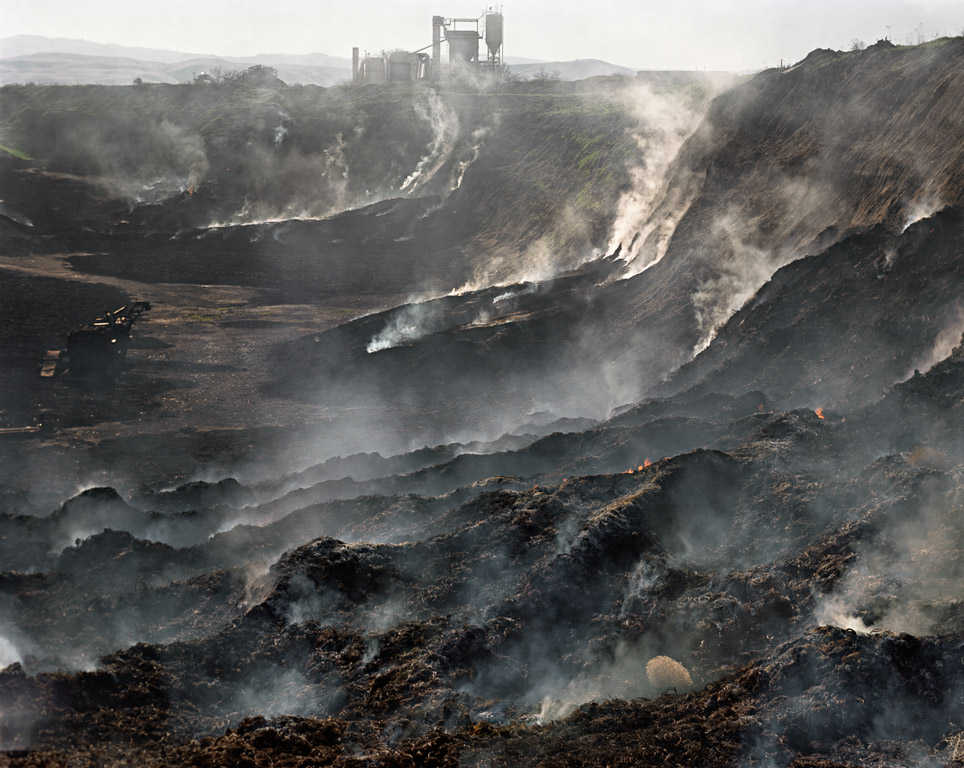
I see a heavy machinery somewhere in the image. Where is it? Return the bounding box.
[66,301,151,377]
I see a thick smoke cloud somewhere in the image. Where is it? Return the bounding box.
[813,475,964,636]
[56,116,210,200]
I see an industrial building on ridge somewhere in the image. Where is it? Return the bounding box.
[352,9,504,85]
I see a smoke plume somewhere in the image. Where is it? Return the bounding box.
[813,477,964,636]
[607,82,721,275]
[0,635,22,669]
[400,90,460,194]
[366,300,444,353]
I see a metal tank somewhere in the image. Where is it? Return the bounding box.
[361,55,386,84]
[446,29,480,64]
[485,13,503,58]
[389,51,417,82]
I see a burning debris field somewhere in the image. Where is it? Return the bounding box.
[2,36,964,768]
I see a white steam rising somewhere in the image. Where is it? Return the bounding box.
[688,169,836,357]
[813,486,964,637]
[607,84,716,276]
[0,635,22,669]
[401,90,460,194]
[449,206,600,296]
[879,193,946,275]
[73,118,209,200]
[366,301,442,353]
[619,557,666,617]
[205,129,365,227]
[492,286,535,304]
[322,131,351,204]
[451,125,492,190]
[902,193,944,232]
[283,574,339,626]
[534,642,692,723]
[359,594,410,632]
[219,664,339,722]
[273,111,290,148]
[690,211,779,356]
[903,306,964,379]
[159,120,209,192]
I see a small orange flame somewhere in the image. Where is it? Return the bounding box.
[625,459,653,474]
[815,408,825,420]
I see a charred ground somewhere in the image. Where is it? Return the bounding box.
[1,41,964,768]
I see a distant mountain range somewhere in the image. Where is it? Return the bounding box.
[0,35,355,86]
[0,52,354,87]
[0,35,638,86]
[507,59,638,80]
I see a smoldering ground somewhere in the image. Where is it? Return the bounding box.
[4,39,964,768]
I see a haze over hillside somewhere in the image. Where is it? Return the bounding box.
[2,29,964,768]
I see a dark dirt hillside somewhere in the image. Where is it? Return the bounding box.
[0,80,650,265]
[261,38,964,433]
[660,207,964,410]
[0,78,705,501]
[3,40,964,768]
[610,36,964,353]
[3,347,964,765]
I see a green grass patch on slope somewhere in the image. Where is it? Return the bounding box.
[0,143,32,160]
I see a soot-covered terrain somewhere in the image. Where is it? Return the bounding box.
[2,39,964,767]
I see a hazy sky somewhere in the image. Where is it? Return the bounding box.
[4,0,962,71]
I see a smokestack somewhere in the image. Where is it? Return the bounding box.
[352,47,360,86]
[432,16,443,79]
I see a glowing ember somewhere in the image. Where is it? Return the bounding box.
[815,408,825,419]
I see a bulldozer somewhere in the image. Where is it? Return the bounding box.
[66,301,151,377]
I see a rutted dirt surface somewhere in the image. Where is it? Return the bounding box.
[0,249,410,506]
[2,43,964,768]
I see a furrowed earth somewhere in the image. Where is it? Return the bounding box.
[1,39,964,767]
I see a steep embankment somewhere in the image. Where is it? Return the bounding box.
[614,37,964,350]
[661,207,964,409]
[267,38,964,430]
[630,38,964,409]
[0,80,652,278]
